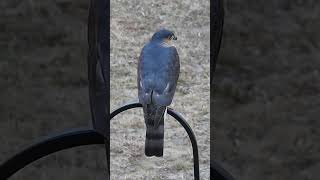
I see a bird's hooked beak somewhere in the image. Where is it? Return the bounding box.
[171,35,177,40]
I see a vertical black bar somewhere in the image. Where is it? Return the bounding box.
[210,0,225,178]
[88,0,110,141]
[87,0,110,177]
[97,0,110,176]
[210,0,224,78]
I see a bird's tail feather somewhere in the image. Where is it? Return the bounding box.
[143,104,165,157]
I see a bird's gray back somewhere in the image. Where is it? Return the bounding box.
[138,42,180,106]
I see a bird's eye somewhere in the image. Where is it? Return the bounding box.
[171,35,177,40]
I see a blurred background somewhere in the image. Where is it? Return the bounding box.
[0,0,319,180]
[214,0,320,180]
[0,0,107,179]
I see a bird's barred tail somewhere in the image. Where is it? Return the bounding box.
[143,104,166,157]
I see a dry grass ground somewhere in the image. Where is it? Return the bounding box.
[110,1,210,179]
[0,0,209,179]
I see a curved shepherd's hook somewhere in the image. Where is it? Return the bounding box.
[109,102,200,180]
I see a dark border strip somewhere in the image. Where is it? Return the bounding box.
[210,0,224,154]
[87,0,110,175]
[210,0,224,79]
[87,0,110,140]
[210,0,235,180]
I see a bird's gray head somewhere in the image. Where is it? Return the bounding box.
[151,29,177,42]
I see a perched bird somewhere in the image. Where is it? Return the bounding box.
[138,29,180,157]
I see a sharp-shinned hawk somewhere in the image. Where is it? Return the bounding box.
[138,29,180,157]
